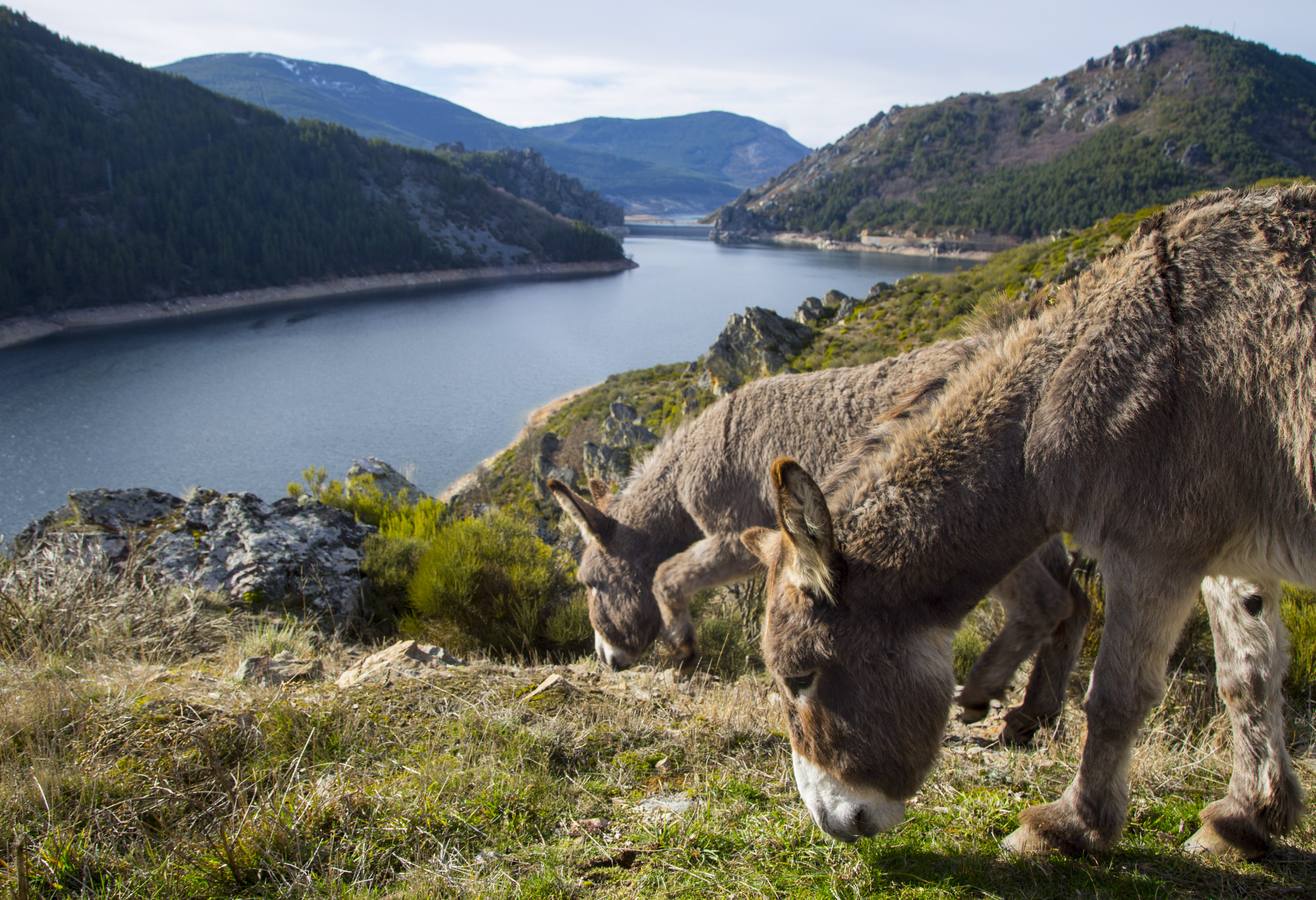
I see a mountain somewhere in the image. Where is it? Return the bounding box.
[522,112,810,191]
[162,54,811,215]
[713,28,1316,244]
[0,10,623,317]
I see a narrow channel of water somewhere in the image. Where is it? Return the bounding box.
[0,236,963,536]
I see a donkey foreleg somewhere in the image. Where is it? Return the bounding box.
[1185,577,1303,859]
[1005,561,1200,856]
[653,533,761,666]
[959,539,1090,746]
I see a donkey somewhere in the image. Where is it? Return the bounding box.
[550,338,1091,744]
[742,185,1315,856]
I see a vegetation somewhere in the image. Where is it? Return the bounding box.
[0,9,623,317]
[0,546,1313,896]
[720,27,1316,240]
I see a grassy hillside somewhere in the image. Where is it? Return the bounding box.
[0,10,623,317]
[715,28,1316,241]
[1,547,1312,896]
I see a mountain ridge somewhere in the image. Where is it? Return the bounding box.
[712,27,1316,243]
[161,53,811,214]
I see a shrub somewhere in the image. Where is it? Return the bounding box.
[288,466,446,532]
[1282,585,1316,702]
[402,511,585,658]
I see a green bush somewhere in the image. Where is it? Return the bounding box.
[402,511,586,658]
[1282,586,1316,702]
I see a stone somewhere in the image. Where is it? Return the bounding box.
[582,441,630,486]
[600,400,658,449]
[524,672,576,702]
[335,640,464,689]
[22,487,374,620]
[697,306,814,395]
[636,792,696,818]
[345,457,426,501]
[236,651,323,686]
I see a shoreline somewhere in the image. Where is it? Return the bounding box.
[438,382,599,502]
[714,231,1000,261]
[0,258,638,351]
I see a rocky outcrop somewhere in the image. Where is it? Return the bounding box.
[698,306,815,394]
[795,289,858,325]
[21,487,372,619]
[346,457,427,501]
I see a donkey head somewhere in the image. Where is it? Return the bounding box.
[742,458,955,842]
[548,478,664,670]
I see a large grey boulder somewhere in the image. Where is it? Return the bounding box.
[600,400,657,449]
[346,457,427,501]
[21,488,372,619]
[698,306,814,394]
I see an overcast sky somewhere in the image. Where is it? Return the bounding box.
[16,1,1316,147]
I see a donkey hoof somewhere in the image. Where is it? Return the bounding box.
[1184,819,1271,861]
[958,702,990,725]
[1002,823,1058,857]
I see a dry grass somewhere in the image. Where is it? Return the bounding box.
[0,548,1313,897]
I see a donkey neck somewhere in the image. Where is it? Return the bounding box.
[837,318,1073,628]
[609,445,702,559]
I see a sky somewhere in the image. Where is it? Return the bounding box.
[15,1,1316,147]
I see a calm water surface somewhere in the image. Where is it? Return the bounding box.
[0,236,962,536]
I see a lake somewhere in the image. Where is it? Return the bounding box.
[0,235,963,537]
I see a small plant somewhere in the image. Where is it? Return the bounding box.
[236,616,317,660]
[402,510,583,658]
[1282,585,1316,702]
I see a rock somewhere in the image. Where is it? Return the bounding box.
[345,457,426,501]
[336,640,464,688]
[795,296,830,324]
[600,400,658,449]
[531,433,578,500]
[582,441,630,486]
[636,792,696,818]
[524,672,576,702]
[236,651,323,686]
[698,306,814,394]
[568,817,611,836]
[22,487,373,619]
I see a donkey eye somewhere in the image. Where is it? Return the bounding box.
[782,671,817,699]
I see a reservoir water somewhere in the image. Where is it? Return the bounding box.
[0,235,963,538]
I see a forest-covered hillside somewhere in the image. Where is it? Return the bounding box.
[714,28,1316,242]
[0,10,624,317]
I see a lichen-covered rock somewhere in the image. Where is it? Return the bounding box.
[22,487,373,619]
[698,306,814,394]
[600,400,657,449]
[336,640,464,688]
[582,441,631,486]
[346,457,427,501]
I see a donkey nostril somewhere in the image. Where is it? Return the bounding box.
[852,807,870,836]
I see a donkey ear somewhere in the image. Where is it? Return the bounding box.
[588,477,611,510]
[740,526,779,566]
[769,457,839,600]
[548,479,615,544]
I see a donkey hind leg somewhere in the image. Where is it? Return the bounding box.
[1185,577,1303,860]
[1002,544,1092,746]
[958,539,1087,745]
[653,532,760,668]
[1004,562,1200,856]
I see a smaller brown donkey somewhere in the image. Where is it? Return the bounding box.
[743,186,1315,856]
[550,338,1090,744]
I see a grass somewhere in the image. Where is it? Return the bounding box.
[1,550,1313,897]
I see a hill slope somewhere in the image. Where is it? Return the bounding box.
[162,54,810,215]
[522,111,810,190]
[0,10,623,317]
[713,28,1316,243]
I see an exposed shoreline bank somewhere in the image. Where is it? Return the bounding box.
[0,258,638,350]
[714,231,999,261]
[438,382,598,502]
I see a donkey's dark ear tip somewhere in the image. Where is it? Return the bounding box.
[546,478,567,494]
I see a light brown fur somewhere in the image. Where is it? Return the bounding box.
[749,186,1315,853]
